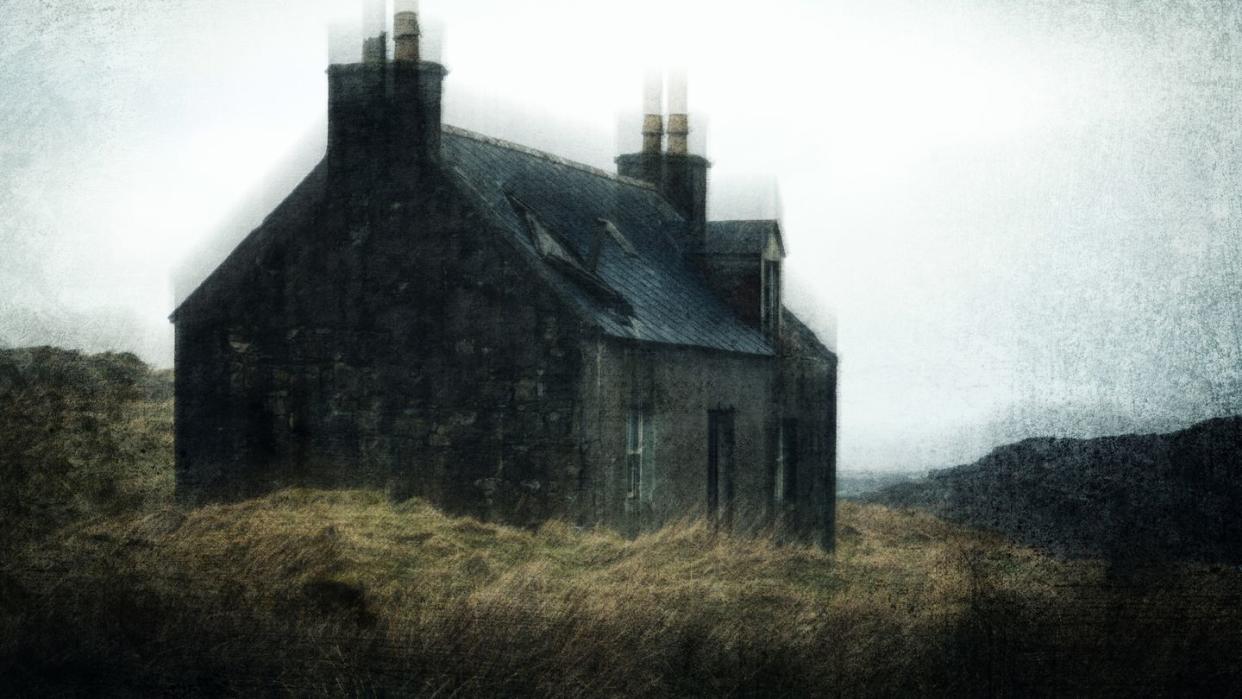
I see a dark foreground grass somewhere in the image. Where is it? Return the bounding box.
[3,490,1241,696]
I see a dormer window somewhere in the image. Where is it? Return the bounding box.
[588,218,638,272]
[703,220,785,343]
[507,194,634,317]
[511,196,580,265]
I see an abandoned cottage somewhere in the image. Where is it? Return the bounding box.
[171,2,838,547]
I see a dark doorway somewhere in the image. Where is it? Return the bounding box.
[781,419,798,504]
[707,409,736,531]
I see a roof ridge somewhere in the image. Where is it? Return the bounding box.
[442,124,658,192]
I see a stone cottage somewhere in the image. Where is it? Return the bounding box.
[171,1,838,547]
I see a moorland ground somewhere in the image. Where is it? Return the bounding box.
[2,348,1240,696]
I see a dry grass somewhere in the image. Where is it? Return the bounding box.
[6,489,1240,696]
[0,347,173,548]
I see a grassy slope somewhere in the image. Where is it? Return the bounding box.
[7,491,1242,696]
[3,491,1044,695]
[1,349,1240,695]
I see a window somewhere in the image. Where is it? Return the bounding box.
[626,408,654,502]
[507,194,634,317]
[761,259,781,340]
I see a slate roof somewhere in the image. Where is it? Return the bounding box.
[441,126,774,356]
[704,220,784,256]
[173,125,778,356]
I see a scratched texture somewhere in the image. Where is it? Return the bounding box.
[3,0,1242,695]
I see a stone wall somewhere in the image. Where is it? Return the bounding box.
[175,169,588,525]
[779,317,839,549]
[574,337,781,535]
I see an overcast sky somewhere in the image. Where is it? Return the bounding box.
[2,0,1240,470]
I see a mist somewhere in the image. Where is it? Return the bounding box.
[1,0,1240,471]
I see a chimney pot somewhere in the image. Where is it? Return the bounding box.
[395,0,421,62]
[361,0,387,64]
[667,114,690,155]
[642,69,664,155]
[667,68,689,155]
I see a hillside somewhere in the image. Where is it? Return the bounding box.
[0,346,172,549]
[2,348,1241,695]
[866,417,1242,563]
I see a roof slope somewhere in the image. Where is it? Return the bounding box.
[171,161,329,322]
[783,309,837,360]
[173,126,779,356]
[442,127,773,355]
[704,220,784,256]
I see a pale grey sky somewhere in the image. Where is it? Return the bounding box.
[2,0,1240,470]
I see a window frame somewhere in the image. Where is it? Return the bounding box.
[626,407,655,503]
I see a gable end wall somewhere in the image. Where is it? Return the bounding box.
[175,169,588,525]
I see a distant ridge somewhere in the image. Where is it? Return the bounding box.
[865,417,1242,564]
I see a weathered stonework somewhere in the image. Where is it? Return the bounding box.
[176,165,586,526]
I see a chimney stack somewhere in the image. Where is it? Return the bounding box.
[328,0,447,183]
[394,0,421,63]
[666,68,689,155]
[616,67,710,254]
